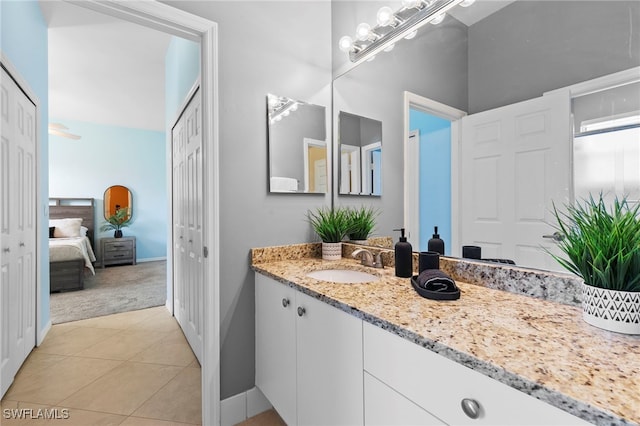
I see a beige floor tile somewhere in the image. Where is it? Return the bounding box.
[235,409,286,426]
[70,308,164,330]
[120,416,198,426]
[75,330,169,361]
[187,359,201,369]
[131,367,201,424]
[60,361,182,416]
[36,327,120,356]
[3,357,123,405]
[130,330,196,367]
[14,352,66,379]
[127,312,181,333]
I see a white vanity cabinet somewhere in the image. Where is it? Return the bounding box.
[255,273,364,426]
[363,323,589,425]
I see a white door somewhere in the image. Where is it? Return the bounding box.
[172,88,203,362]
[1,67,37,397]
[459,91,571,270]
[313,159,327,193]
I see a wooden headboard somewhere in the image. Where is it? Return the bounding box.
[49,198,95,247]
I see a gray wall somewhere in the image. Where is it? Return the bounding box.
[468,0,640,113]
[164,1,332,399]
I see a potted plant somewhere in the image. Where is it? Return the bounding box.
[100,206,133,238]
[307,207,351,260]
[551,194,640,334]
[346,206,379,244]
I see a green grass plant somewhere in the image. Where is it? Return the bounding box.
[551,194,640,292]
[346,206,379,241]
[100,207,133,233]
[307,207,351,243]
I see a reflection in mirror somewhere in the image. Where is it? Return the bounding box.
[267,94,327,193]
[332,0,640,272]
[104,185,132,220]
[338,112,382,196]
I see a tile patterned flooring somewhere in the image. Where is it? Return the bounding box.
[1,306,201,425]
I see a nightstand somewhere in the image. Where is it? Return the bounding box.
[101,236,136,268]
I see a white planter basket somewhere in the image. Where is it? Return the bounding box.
[322,242,342,261]
[582,284,640,335]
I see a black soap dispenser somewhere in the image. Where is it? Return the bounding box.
[393,228,413,278]
[428,226,445,255]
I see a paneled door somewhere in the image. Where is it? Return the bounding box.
[459,91,571,271]
[172,87,203,362]
[0,66,37,398]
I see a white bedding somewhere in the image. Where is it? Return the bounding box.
[49,236,96,275]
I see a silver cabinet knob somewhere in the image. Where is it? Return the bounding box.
[542,231,564,242]
[19,242,25,247]
[2,247,9,253]
[461,398,481,419]
[282,298,290,308]
[297,306,306,317]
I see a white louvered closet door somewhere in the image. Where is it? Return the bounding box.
[172,88,203,363]
[0,66,37,398]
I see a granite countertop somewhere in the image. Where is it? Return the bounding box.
[251,255,640,425]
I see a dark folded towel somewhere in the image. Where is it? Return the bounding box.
[411,269,460,300]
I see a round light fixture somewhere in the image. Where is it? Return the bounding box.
[430,13,445,25]
[339,35,355,52]
[401,0,423,9]
[356,23,371,41]
[384,43,395,52]
[460,0,476,7]
[404,30,418,40]
[376,6,396,26]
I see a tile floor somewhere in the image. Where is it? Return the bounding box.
[1,306,201,425]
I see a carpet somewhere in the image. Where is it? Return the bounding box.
[50,260,167,324]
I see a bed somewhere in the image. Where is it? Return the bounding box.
[49,198,96,292]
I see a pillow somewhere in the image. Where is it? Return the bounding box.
[80,226,88,237]
[49,226,55,238]
[49,218,83,238]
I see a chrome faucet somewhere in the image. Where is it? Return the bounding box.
[352,248,384,269]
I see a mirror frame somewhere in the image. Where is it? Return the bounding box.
[103,185,133,220]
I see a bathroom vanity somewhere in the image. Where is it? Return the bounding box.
[252,244,639,426]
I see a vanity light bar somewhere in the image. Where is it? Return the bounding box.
[267,94,302,124]
[344,0,467,63]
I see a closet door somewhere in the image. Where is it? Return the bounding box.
[0,66,37,398]
[172,88,203,362]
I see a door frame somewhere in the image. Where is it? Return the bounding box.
[403,91,465,253]
[62,1,220,424]
[361,141,381,196]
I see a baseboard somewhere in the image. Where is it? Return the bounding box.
[137,257,167,263]
[220,386,272,426]
[38,320,52,346]
[165,299,173,315]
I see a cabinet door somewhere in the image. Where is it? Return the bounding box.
[365,372,445,426]
[296,292,363,426]
[255,274,296,425]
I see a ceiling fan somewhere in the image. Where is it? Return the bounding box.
[48,123,81,140]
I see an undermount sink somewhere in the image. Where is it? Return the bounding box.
[306,269,380,284]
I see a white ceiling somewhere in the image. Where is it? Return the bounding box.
[40,1,171,132]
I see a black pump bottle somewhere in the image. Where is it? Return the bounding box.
[393,228,413,278]
[428,226,445,255]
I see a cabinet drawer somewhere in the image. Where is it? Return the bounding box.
[363,322,588,425]
[104,241,133,252]
[103,250,133,261]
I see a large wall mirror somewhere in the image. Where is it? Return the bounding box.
[104,185,132,220]
[338,111,382,196]
[267,93,328,193]
[332,0,640,272]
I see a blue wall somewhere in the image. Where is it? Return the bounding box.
[1,0,50,329]
[410,109,452,253]
[165,37,200,124]
[49,120,167,261]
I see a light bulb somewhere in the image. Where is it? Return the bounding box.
[356,23,371,41]
[460,0,476,7]
[290,103,298,112]
[267,95,278,109]
[367,55,376,62]
[430,13,445,25]
[275,115,282,122]
[384,43,395,52]
[404,30,418,40]
[282,110,290,117]
[401,0,422,9]
[376,6,395,26]
[339,35,354,52]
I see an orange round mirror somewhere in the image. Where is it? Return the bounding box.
[103,185,132,220]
